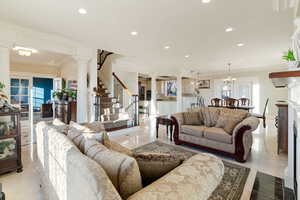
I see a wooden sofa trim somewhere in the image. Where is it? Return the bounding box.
[171,116,251,163]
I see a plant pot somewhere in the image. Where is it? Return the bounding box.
[287,61,300,70]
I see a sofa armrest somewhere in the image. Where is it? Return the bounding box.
[171,113,184,143]
[127,153,224,200]
[233,116,260,162]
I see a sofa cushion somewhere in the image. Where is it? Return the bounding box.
[84,139,142,199]
[52,118,69,135]
[201,107,220,127]
[181,125,206,137]
[103,134,133,157]
[67,122,107,152]
[219,108,249,119]
[80,121,106,132]
[204,127,232,144]
[215,114,245,134]
[69,121,96,133]
[133,152,183,186]
[183,112,202,125]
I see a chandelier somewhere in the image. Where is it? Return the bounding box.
[13,46,38,57]
[223,62,236,91]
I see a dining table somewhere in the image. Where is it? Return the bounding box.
[208,105,255,112]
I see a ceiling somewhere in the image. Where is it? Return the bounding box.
[10,49,69,67]
[0,0,295,73]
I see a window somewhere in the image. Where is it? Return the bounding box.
[10,78,30,119]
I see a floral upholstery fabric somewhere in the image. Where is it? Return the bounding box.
[52,118,69,135]
[36,121,122,200]
[201,107,220,127]
[80,121,106,132]
[183,112,202,125]
[67,123,107,152]
[127,153,224,200]
[133,152,183,186]
[203,127,232,144]
[103,135,133,157]
[84,139,143,199]
[181,125,206,137]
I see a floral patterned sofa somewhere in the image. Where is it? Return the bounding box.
[171,107,260,162]
[36,120,224,200]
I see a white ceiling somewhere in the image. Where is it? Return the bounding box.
[0,0,295,73]
[10,49,69,67]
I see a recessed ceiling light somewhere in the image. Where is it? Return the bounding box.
[164,46,170,49]
[202,0,211,3]
[237,43,244,47]
[185,55,190,58]
[78,8,87,15]
[225,27,234,32]
[130,31,138,36]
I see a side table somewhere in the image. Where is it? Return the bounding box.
[156,115,174,141]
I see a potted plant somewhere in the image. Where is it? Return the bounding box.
[52,91,63,102]
[0,82,8,108]
[282,49,300,69]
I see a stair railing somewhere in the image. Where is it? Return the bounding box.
[113,73,139,126]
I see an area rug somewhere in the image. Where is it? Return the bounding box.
[133,141,250,200]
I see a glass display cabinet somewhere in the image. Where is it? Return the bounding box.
[0,105,22,174]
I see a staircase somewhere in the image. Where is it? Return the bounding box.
[94,79,135,131]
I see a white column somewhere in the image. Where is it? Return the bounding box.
[75,57,90,123]
[0,46,10,98]
[177,75,182,112]
[88,57,97,122]
[150,75,157,115]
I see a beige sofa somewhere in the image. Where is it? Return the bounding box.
[36,121,224,200]
[171,107,260,162]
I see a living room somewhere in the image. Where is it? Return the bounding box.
[0,0,299,200]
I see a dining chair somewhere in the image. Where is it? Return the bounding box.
[252,98,269,128]
[223,98,238,107]
[211,98,222,107]
[238,98,250,106]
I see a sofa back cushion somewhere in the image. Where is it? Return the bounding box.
[84,139,142,199]
[36,122,122,200]
[67,122,107,152]
[52,118,69,135]
[80,121,106,132]
[201,107,220,127]
[183,112,202,125]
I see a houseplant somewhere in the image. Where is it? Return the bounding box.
[0,82,8,108]
[282,49,300,69]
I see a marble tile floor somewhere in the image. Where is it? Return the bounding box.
[0,117,288,200]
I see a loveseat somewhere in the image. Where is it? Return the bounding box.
[171,107,259,162]
[36,120,224,200]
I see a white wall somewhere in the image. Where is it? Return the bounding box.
[99,56,113,92]
[60,59,77,81]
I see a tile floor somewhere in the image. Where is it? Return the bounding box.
[0,116,288,200]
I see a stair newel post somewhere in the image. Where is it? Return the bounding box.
[132,94,139,126]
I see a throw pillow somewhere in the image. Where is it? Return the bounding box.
[133,152,183,186]
[183,112,202,125]
[52,118,69,135]
[80,121,106,132]
[201,107,220,127]
[215,115,244,134]
[84,139,142,199]
[68,122,107,152]
[103,135,133,156]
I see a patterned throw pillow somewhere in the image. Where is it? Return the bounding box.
[80,121,106,132]
[215,114,245,134]
[52,118,69,135]
[201,107,220,127]
[84,139,142,199]
[183,112,202,125]
[133,152,183,186]
[103,135,133,157]
[67,122,107,152]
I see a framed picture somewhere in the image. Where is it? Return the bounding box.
[197,80,210,89]
[166,81,177,96]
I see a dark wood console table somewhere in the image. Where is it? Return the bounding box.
[156,115,174,141]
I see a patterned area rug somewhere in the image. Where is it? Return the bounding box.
[133,141,250,200]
